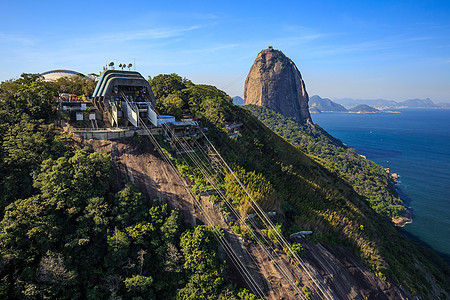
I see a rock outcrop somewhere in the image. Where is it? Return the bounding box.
[244,47,312,123]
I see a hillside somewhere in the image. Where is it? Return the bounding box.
[348,104,380,113]
[0,73,448,299]
[398,98,435,108]
[81,136,412,299]
[437,102,450,109]
[148,74,449,297]
[242,104,448,296]
[215,106,448,298]
[245,105,403,218]
[309,95,348,113]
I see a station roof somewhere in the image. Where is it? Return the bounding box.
[40,69,86,81]
[92,70,155,104]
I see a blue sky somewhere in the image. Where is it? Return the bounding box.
[1,0,450,102]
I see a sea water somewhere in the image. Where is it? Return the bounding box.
[312,109,450,259]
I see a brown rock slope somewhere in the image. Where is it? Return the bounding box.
[78,137,408,299]
[244,47,312,124]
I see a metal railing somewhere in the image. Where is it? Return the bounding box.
[70,126,146,132]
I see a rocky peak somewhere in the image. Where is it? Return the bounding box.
[244,47,311,123]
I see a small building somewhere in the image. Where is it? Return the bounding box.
[92,70,158,127]
[63,68,203,143]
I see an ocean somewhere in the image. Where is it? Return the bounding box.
[312,109,450,260]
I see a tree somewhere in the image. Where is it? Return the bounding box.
[36,251,76,286]
[124,275,154,299]
[15,73,43,85]
[12,81,56,121]
[52,76,97,96]
[149,73,193,103]
[33,147,112,214]
[162,94,183,118]
[112,182,146,228]
[181,85,234,126]
[0,120,68,210]
[0,73,59,125]
[178,226,225,299]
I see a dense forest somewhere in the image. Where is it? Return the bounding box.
[244,105,404,218]
[0,73,448,298]
[0,74,259,299]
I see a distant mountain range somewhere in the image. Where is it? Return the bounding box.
[309,96,382,113]
[331,97,447,109]
[237,94,449,111]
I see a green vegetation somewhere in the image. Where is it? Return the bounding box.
[149,73,235,127]
[148,76,448,296]
[52,74,97,97]
[302,286,311,299]
[0,73,448,298]
[0,74,261,299]
[212,105,447,296]
[245,104,404,218]
[162,94,184,118]
[289,243,305,257]
[261,223,283,245]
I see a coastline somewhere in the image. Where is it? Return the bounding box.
[392,214,413,227]
[386,168,414,227]
[312,109,450,258]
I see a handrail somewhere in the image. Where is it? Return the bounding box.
[70,126,148,132]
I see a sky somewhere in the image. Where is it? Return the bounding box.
[1,0,450,102]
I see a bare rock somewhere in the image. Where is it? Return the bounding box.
[244,47,312,124]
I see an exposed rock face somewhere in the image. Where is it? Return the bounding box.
[244,47,312,123]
